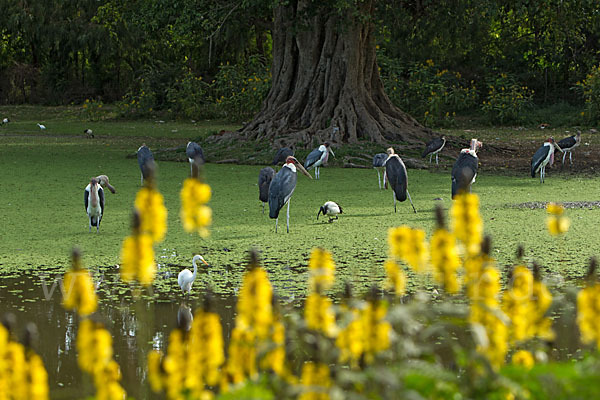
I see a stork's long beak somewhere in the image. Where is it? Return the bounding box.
[296,162,313,179]
[329,148,335,157]
[106,183,116,194]
[554,142,564,153]
[317,207,322,220]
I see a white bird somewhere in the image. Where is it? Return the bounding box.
[37,123,46,130]
[178,255,209,296]
[317,201,343,222]
[2,118,9,125]
[304,142,335,179]
[84,128,94,138]
[84,178,104,233]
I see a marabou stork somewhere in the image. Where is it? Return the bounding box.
[37,123,46,130]
[84,178,104,233]
[531,137,562,183]
[272,147,294,166]
[84,128,94,138]
[258,167,276,214]
[304,143,335,179]
[186,141,205,175]
[451,139,482,198]
[373,153,388,189]
[178,255,209,297]
[317,201,343,222]
[557,131,581,165]
[95,175,116,194]
[269,156,312,233]
[137,144,155,185]
[422,136,446,165]
[384,148,417,213]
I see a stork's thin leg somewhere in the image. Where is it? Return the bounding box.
[275,217,279,233]
[286,199,291,233]
[435,153,439,165]
[429,154,433,164]
[383,171,388,189]
[562,152,567,164]
[89,218,92,233]
[406,190,417,213]
[190,163,193,176]
[375,168,381,189]
[262,202,264,214]
[570,152,573,165]
[141,173,143,186]
[393,192,397,213]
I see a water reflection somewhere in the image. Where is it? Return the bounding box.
[0,268,237,399]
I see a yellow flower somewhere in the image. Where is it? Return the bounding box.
[299,362,331,400]
[62,252,98,317]
[383,259,405,296]
[547,215,570,235]
[135,187,167,242]
[512,350,534,369]
[430,228,461,293]
[237,266,273,339]
[180,178,212,237]
[189,310,225,389]
[451,193,483,255]
[120,233,156,286]
[305,293,337,337]
[308,248,336,292]
[388,226,429,272]
[577,282,600,348]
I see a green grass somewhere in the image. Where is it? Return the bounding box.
[1,123,599,299]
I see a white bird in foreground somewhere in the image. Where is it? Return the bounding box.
[178,255,209,296]
[84,128,94,138]
[2,118,9,125]
[84,178,104,233]
[37,123,46,130]
[317,201,343,222]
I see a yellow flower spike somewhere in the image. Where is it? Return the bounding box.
[577,258,600,348]
[512,350,535,369]
[180,178,212,237]
[305,293,337,337]
[62,249,98,317]
[388,226,429,273]
[134,186,167,242]
[430,228,461,294]
[546,202,564,215]
[299,362,332,400]
[120,233,156,286]
[383,259,406,296]
[450,193,483,255]
[147,351,164,393]
[308,248,336,292]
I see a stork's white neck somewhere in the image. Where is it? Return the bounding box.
[284,162,297,173]
[318,144,327,151]
[460,149,478,157]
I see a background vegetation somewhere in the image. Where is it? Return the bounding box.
[1,0,600,126]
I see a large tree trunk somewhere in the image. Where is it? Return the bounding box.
[240,0,434,147]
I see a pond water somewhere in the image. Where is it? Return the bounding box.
[0,267,238,399]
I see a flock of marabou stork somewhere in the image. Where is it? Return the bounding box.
[83,131,582,236]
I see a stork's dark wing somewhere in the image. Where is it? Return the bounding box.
[268,168,297,219]
[258,167,275,202]
[137,146,155,177]
[531,145,549,177]
[422,137,443,157]
[557,136,575,150]
[372,153,388,167]
[272,147,293,165]
[186,142,204,163]
[84,188,89,211]
[304,148,322,168]
[385,157,408,201]
[451,152,478,198]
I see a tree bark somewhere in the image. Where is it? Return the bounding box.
[240,0,434,148]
